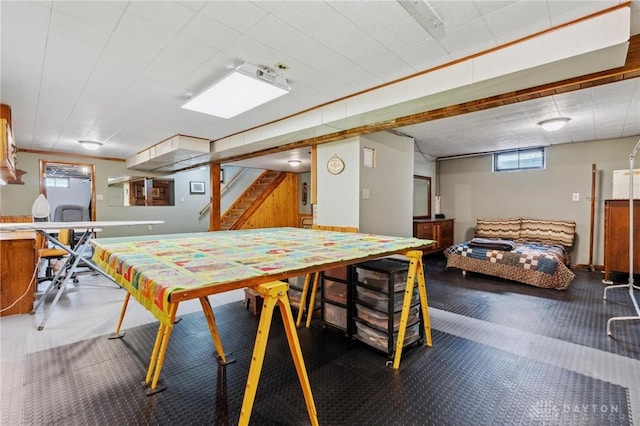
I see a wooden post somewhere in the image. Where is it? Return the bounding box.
[589,163,596,271]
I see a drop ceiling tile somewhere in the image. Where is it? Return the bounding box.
[176,1,207,13]
[548,1,619,27]
[106,1,128,10]
[143,51,202,86]
[164,35,220,64]
[343,1,407,35]
[100,32,161,74]
[0,1,51,29]
[310,14,372,58]
[465,0,501,16]
[245,14,308,54]
[182,13,241,50]
[221,35,277,69]
[116,10,176,49]
[484,1,552,45]
[52,1,123,32]
[395,38,451,71]
[40,34,102,92]
[270,1,339,34]
[437,17,494,57]
[49,9,113,48]
[432,1,482,29]
[0,21,47,83]
[356,48,410,82]
[371,17,432,53]
[199,1,268,33]
[325,0,363,14]
[126,1,196,32]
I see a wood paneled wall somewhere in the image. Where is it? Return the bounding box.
[240,173,299,229]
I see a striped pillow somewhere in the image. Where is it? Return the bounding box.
[519,218,575,247]
[475,217,521,240]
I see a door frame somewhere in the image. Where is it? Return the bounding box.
[39,159,97,221]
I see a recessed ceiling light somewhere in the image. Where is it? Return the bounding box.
[288,160,302,167]
[537,117,570,131]
[78,140,103,150]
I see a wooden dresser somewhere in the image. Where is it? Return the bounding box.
[413,218,454,255]
[0,215,36,316]
[603,199,640,282]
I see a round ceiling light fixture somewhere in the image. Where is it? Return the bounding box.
[79,140,103,150]
[288,160,302,167]
[537,117,570,132]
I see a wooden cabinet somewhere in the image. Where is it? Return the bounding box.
[603,199,640,281]
[413,218,454,254]
[0,118,17,183]
[0,234,36,316]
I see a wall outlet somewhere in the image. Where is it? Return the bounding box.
[572,193,580,201]
[362,188,370,199]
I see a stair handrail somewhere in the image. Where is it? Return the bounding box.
[198,167,248,217]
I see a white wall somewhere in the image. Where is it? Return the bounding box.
[438,136,640,266]
[220,166,263,213]
[298,171,312,215]
[359,132,414,236]
[316,138,360,228]
[0,152,212,237]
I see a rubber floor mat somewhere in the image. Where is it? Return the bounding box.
[4,300,632,425]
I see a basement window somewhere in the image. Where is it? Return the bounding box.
[493,147,545,172]
[45,177,70,188]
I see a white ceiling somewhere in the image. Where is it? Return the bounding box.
[1,1,639,174]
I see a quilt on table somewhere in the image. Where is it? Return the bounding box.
[92,228,431,325]
[445,241,575,290]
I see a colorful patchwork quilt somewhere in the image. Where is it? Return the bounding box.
[92,228,432,325]
[445,241,575,290]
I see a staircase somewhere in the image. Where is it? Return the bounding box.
[220,170,285,230]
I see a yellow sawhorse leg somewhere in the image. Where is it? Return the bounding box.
[391,250,432,370]
[199,296,233,365]
[305,273,321,329]
[108,292,131,339]
[238,281,318,426]
[143,302,179,395]
[295,273,313,327]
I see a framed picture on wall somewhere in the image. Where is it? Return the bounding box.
[190,181,205,194]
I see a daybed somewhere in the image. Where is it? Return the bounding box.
[445,217,576,290]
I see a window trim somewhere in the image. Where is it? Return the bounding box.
[45,177,70,188]
[493,147,545,172]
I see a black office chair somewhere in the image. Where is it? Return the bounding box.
[53,204,90,222]
[53,204,90,249]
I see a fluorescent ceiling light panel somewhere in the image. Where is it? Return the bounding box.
[182,63,291,119]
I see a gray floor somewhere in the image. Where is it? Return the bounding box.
[0,272,244,360]
[1,259,639,425]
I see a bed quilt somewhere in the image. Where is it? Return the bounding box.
[445,241,575,290]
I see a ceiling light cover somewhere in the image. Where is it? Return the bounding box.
[538,117,570,131]
[79,140,103,150]
[182,63,291,119]
[288,160,302,167]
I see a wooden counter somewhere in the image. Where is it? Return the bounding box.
[1,216,37,316]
